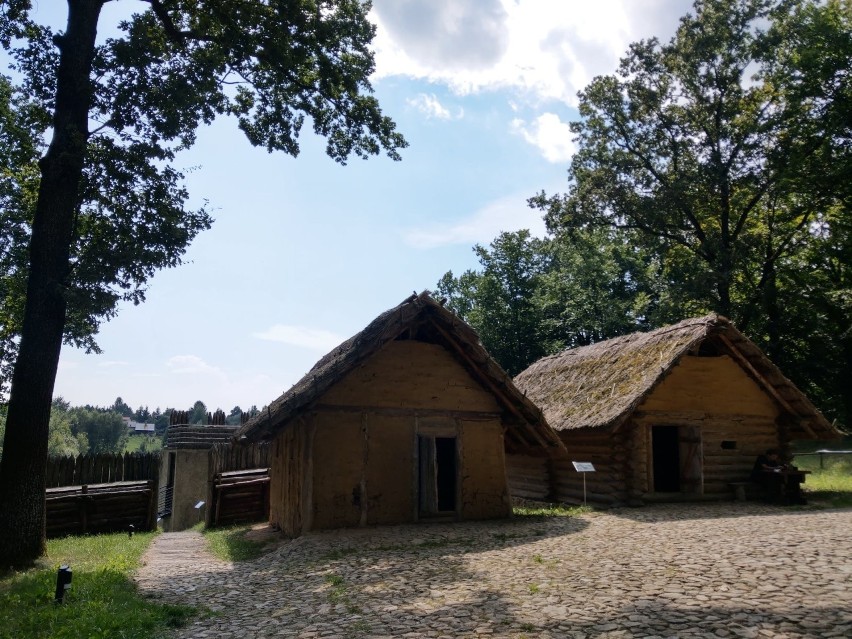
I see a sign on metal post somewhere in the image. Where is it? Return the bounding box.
[571,462,596,504]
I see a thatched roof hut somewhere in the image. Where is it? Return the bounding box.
[516,314,837,439]
[236,291,564,454]
[238,291,564,536]
[507,314,840,506]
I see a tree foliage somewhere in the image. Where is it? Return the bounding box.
[443,0,850,427]
[532,0,848,327]
[70,408,127,454]
[189,400,207,425]
[0,0,406,567]
[438,229,663,375]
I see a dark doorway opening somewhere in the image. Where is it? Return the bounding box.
[418,435,458,515]
[652,426,681,492]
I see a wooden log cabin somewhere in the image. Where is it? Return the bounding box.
[235,292,565,536]
[509,315,841,506]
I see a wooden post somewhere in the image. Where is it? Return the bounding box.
[80,484,89,535]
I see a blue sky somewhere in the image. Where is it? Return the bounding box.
[30,0,693,413]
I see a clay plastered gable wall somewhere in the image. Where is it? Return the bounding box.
[319,340,502,412]
[460,419,510,519]
[365,414,415,525]
[311,412,363,530]
[638,355,779,418]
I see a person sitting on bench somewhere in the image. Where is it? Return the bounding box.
[751,449,805,504]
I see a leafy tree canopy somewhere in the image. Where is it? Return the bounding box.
[532,0,849,324]
[70,407,127,454]
[0,0,406,399]
[442,0,851,426]
[0,0,406,566]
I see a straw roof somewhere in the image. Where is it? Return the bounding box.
[236,292,565,455]
[514,314,840,439]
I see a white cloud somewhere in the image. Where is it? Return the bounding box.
[511,113,576,163]
[167,355,227,380]
[160,355,281,409]
[371,0,691,106]
[407,93,462,120]
[253,325,345,352]
[402,194,547,249]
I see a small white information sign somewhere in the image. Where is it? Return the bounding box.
[572,462,595,472]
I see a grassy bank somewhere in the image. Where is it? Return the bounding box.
[124,433,163,453]
[0,532,194,639]
[201,524,272,562]
[793,437,852,507]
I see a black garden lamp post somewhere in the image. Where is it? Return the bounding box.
[54,565,72,603]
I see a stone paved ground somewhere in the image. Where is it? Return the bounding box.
[135,504,852,638]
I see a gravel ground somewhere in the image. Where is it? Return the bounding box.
[135,503,852,638]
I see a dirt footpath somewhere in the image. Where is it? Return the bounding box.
[135,503,852,638]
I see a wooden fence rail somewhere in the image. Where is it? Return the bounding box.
[38,452,162,537]
[46,480,156,538]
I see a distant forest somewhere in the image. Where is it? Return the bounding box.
[0,397,258,459]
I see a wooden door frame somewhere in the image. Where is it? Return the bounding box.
[646,423,704,496]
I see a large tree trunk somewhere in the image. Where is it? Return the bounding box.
[0,1,101,568]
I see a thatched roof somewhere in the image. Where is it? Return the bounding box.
[514,314,840,439]
[236,292,565,455]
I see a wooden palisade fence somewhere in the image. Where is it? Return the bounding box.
[208,442,270,526]
[47,452,160,487]
[45,452,160,538]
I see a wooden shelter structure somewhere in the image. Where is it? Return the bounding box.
[509,314,841,506]
[235,291,565,536]
[159,417,238,531]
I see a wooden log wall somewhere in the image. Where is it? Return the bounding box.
[211,468,270,526]
[319,340,502,413]
[45,452,161,488]
[552,429,623,505]
[625,421,648,501]
[209,442,270,477]
[45,480,156,538]
[269,420,311,536]
[459,419,511,519]
[631,413,779,499]
[506,454,550,501]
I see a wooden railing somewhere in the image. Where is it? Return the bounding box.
[794,450,852,469]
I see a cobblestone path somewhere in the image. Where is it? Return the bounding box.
[134,504,852,638]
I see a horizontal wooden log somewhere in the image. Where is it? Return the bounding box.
[215,477,270,489]
[555,488,617,504]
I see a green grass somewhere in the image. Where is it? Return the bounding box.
[0,532,195,639]
[791,437,852,507]
[795,454,852,508]
[124,434,163,453]
[513,503,591,517]
[202,524,271,562]
[324,573,361,614]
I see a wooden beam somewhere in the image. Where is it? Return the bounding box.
[718,334,816,437]
[428,320,565,453]
[312,404,502,420]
